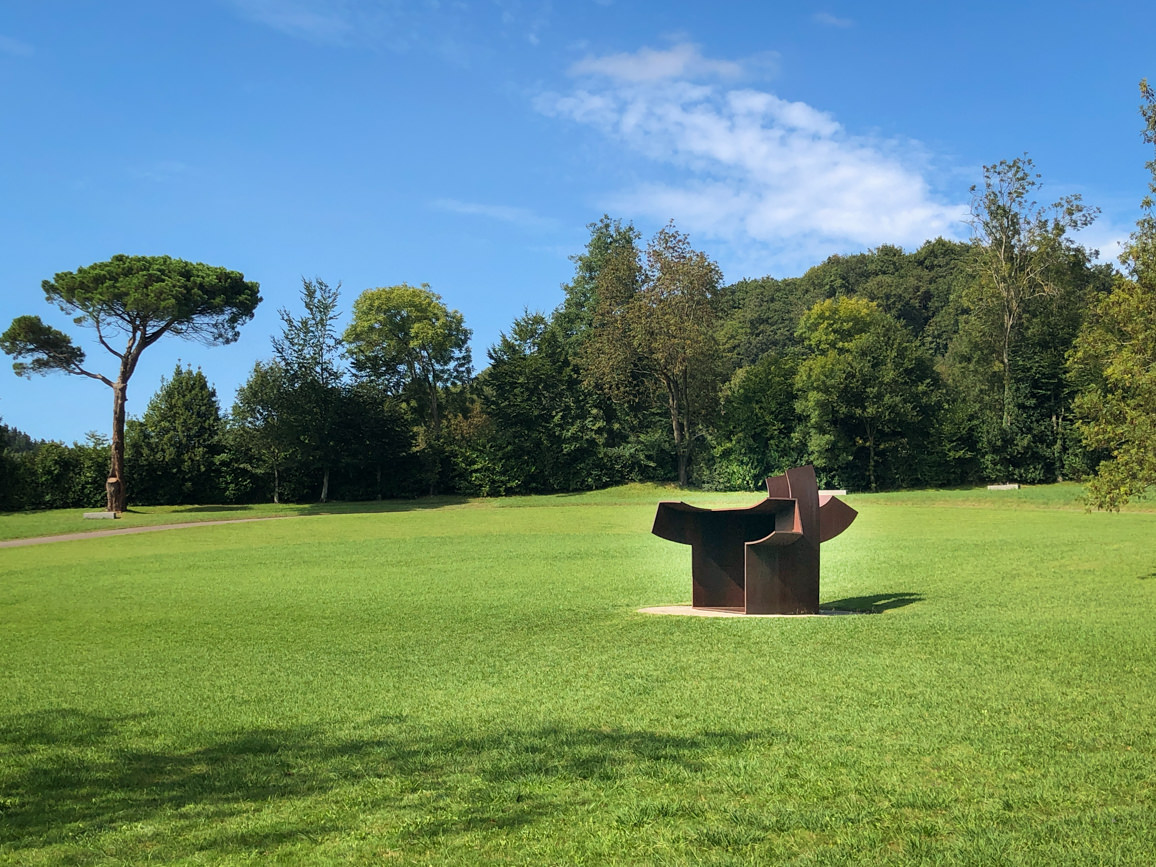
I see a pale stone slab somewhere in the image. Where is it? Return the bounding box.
[986,484,1020,490]
[638,605,861,618]
[819,489,848,496]
[83,511,118,519]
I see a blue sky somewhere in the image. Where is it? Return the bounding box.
[1,1,1152,444]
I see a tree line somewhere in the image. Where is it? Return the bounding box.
[4,82,1156,510]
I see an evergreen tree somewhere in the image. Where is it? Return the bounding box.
[130,364,224,505]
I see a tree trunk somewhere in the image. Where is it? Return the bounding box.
[666,378,688,487]
[107,380,128,512]
[273,465,281,504]
[1001,345,1012,430]
[320,467,330,503]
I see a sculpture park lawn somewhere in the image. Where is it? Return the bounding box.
[2,485,1154,864]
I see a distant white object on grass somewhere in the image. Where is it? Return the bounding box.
[987,484,1020,491]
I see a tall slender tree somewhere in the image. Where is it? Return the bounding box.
[0,255,259,511]
[273,278,348,502]
[967,157,1097,429]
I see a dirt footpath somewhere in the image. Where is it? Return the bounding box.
[0,516,292,548]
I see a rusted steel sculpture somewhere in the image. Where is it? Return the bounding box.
[651,465,856,614]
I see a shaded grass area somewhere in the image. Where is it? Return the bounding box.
[2,497,1155,862]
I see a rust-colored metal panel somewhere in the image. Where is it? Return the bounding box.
[818,495,858,543]
[651,465,857,615]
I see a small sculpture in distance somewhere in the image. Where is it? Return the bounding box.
[651,465,857,615]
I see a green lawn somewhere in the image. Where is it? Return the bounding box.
[2,486,1154,863]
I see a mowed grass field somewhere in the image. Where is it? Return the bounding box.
[2,486,1154,864]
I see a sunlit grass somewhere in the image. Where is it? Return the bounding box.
[2,489,1154,863]
[4,479,1152,544]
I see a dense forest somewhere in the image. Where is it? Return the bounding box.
[5,87,1156,510]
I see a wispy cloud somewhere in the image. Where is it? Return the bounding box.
[223,0,554,54]
[570,43,745,83]
[431,198,557,231]
[130,160,192,183]
[814,12,854,28]
[223,0,354,45]
[0,34,34,57]
[536,42,967,273]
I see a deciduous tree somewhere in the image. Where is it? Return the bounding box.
[967,157,1097,429]
[796,297,941,491]
[1071,80,1156,508]
[344,284,472,433]
[582,222,723,486]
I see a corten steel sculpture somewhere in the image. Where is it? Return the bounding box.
[651,465,857,615]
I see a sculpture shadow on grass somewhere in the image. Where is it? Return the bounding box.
[0,708,775,858]
[823,592,924,613]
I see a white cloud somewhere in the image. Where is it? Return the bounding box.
[431,198,557,231]
[1073,219,1132,267]
[0,35,34,57]
[570,43,745,83]
[537,43,967,273]
[814,12,854,28]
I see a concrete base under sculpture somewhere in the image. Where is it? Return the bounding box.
[651,465,856,615]
[637,605,860,618]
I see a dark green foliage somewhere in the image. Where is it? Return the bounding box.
[273,278,349,502]
[12,434,109,510]
[554,215,641,342]
[228,361,299,504]
[0,420,106,510]
[699,352,803,491]
[41,254,261,346]
[127,365,224,505]
[0,316,86,377]
[0,420,35,510]
[796,297,942,491]
[717,275,827,366]
[337,381,416,500]
[476,313,611,494]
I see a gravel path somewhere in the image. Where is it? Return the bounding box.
[0,516,294,549]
